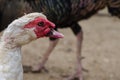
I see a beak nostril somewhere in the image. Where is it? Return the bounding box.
[48,22,55,28]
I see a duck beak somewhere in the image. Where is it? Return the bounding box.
[46,29,64,38]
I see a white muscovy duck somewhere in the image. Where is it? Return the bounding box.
[0,12,63,80]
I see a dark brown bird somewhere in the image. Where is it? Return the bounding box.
[25,0,120,80]
[0,0,32,31]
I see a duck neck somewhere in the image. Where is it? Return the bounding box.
[0,41,23,80]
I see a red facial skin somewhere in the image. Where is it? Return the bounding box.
[24,17,55,38]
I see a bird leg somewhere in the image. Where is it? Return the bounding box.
[31,39,59,73]
[67,31,84,80]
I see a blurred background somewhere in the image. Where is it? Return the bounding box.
[0,0,120,80]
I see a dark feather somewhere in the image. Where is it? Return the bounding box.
[0,0,120,31]
[0,0,32,31]
[107,0,120,18]
[26,0,107,27]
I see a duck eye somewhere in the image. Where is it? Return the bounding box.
[37,21,44,27]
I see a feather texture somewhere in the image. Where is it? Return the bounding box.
[107,0,120,18]
[0,0,120,31]
[28,0,105,27]
[26,0,119,27]
[0,0,32,31]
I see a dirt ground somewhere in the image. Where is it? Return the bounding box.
[21,9,120,80]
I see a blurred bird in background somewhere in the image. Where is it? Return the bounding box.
[0,0,120,80]
[0,0,32,31]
